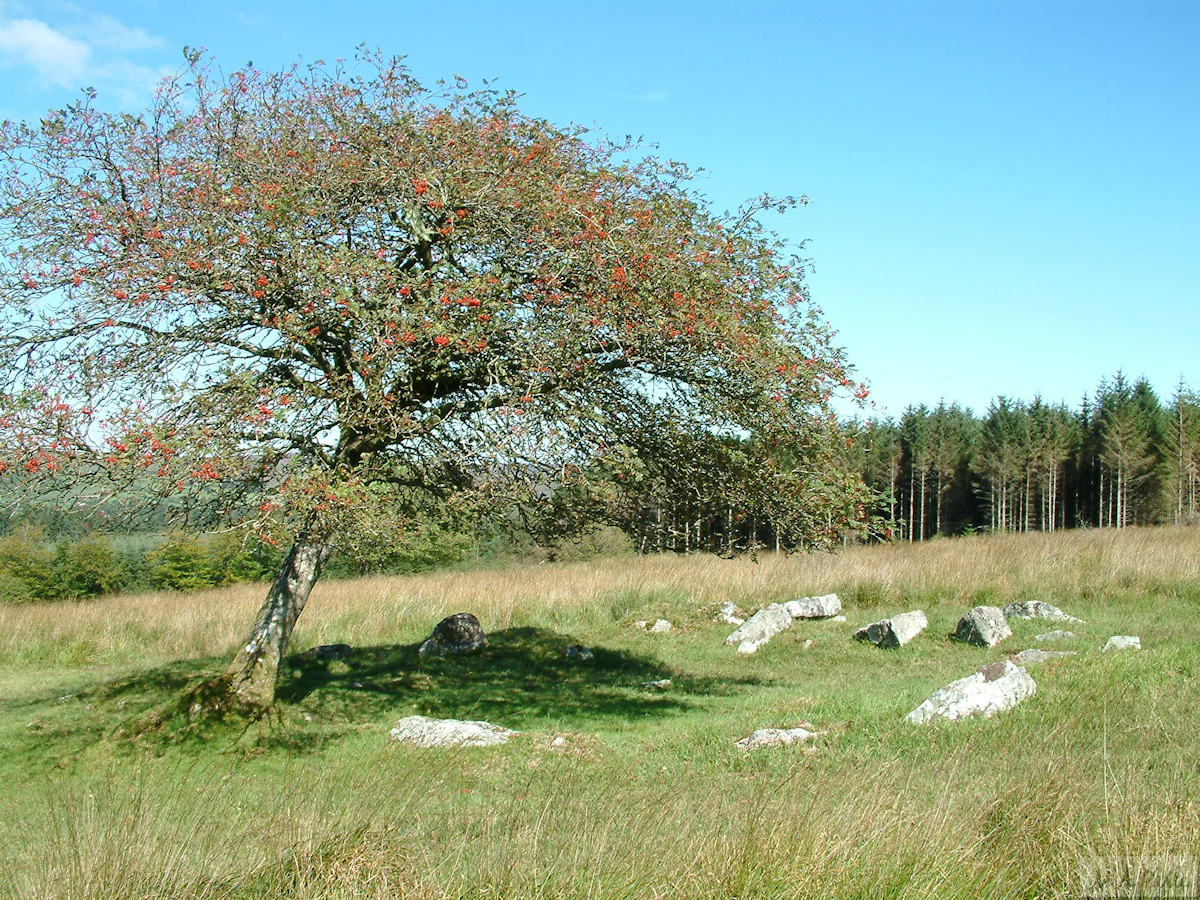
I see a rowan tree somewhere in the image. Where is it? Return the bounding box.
[0,51,867,716]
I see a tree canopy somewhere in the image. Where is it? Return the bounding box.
[0,51,867,713]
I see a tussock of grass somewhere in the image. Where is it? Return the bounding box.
[1,526,1198,898]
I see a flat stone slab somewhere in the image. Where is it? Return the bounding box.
[736,726,820,751]
[1102,635,1142,652]
[1035,630,1078,642]
[1012,648,1077,665]
[635,619,672,632]
[905,660,1036,724]
[726,603,793,654]
[1002,601,1085,624]
[783,593,842,618]
[855,610,927,648]
[389,715,518,748]
[954,606,1013,648]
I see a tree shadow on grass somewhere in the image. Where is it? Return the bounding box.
[2,628,764,762]
[0,657,226,771]
[276,625,763,732]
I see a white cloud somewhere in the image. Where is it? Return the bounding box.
[0,16,91,87]
[70,13,165,52]
[92,56,175,107]
[0,3,168,104]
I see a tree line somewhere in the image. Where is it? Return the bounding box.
[3,370,1193,604]
[840,373,1200,540]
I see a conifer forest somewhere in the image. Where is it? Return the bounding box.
[841,373,1200,542]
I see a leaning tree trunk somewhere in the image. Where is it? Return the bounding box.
[222,529,335,711]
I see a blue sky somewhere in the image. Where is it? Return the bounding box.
[2,0,1196,418]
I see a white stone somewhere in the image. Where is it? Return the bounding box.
[641,679,671,690]
[714,601,745,626]
[736,726,820,751]
[905,661,1036,724]
[783,593,842,618]
[1035,630,1078,642]
[1002,601,1085,624]
[725,603,793,651]
[1102,635,1142,652]
[855,610,927,648]
[649,619,672,633]
[954,606,1013,648]
[389,715,518,747]
[1012,648,1077,665]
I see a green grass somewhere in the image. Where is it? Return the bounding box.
[0,526,1198,898]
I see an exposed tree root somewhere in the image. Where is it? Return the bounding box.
[128,674,278,743]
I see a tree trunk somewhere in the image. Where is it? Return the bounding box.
[935,471,943,537]
[918,469,927,541]
[1024,469,1032,533]
[1116,463,1125,528]
[888,464,898,531]
[908,466,916,542]
[222,529,335,711]
[1177,403,1185,524]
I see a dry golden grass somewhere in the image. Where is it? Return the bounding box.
[2,525,1198,670]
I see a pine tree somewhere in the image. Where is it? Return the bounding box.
[1164,379,1200,523]
[1092,374,1160,528]
[900,406,932,540]
[926,402,976,536]
[974,398,1030,532]
[1027,398,1076,532]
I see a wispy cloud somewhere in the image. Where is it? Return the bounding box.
[66,12,166,52]
[0,1,169,103]
[0,14,91,88]
[233,10,270,29]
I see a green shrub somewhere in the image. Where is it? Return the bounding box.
[0,526,56,600]
[326,522,476,578]
[52,535,127,600]
[204,531,281,585]
[0,572,35,604]
[118,546,154,594]
[388,525,475,574]
[545,525,634,562]
[146,535,219,592]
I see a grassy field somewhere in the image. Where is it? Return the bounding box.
[1,526,1197,899]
